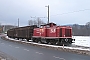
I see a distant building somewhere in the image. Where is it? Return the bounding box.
[0,25,17,33]
[0,26,3,33]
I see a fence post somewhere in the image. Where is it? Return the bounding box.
[63,44,64,49]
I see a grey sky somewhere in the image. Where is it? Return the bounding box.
[0,0,90,26]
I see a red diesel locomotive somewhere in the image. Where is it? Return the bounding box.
[32,23,74,45]
[7,22,75,45]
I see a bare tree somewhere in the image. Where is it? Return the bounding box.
[0,23,1,26]
[28,20,33,26]
[33,20,37,25]
[72,22,90,36]
[28,17,46,27]
[37,17,42,27]
[86,22,90,27]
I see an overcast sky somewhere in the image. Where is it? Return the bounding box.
[0,0,90,26]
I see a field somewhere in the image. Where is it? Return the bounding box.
[73,36,90,47]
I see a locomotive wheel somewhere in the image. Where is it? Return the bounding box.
[40,40,44,44]
[50,40,56,45]
[46,40,50,44]
[38,40,42,43]
[37,38,41,43]
[56,39,63,46]
[33,38,39,43]
[32,38,35,42]
[53,40,57,45]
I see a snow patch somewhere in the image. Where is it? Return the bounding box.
[73,36,90,47]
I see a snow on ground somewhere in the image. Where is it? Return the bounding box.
[73,36,90,47]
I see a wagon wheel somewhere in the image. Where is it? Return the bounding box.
[32,38,36,42]
[38,40,42,44]
[27,39,29,42]
[35,39,39,43]
[50,40,57,45]
[17,38,19,40]
[52,40,57,45]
